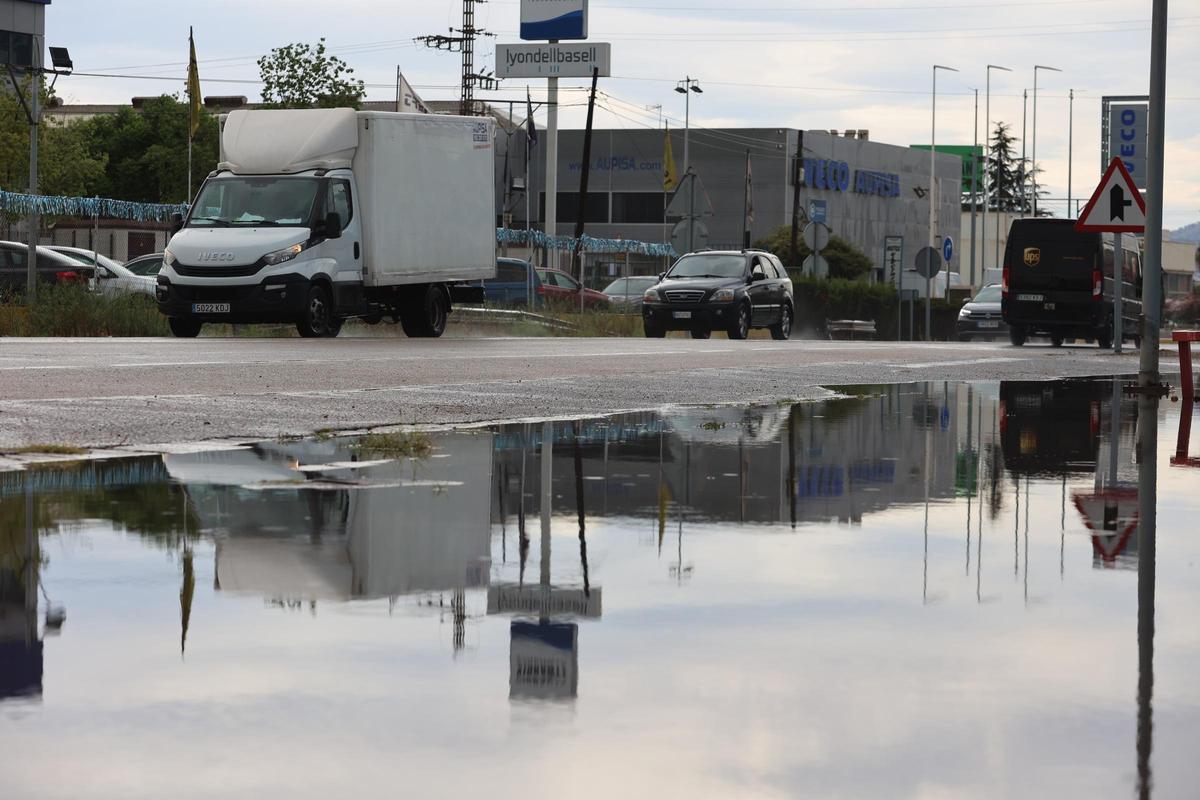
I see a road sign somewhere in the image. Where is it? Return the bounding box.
[496,42,611,78]
[914,246,941,279]
[1076,157,1147,233]
[942,236,954,264]
[802,253,828,278]
[808,199,827,224]
[670,219,708,254]
[803,221,830,251]
[521,0,589,40]
[1103,98,1149,190]
[884,236,903,283]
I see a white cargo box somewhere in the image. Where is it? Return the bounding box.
[355,112,496,287]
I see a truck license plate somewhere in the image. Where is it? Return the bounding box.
[673,311,692,319]
[192,303,230,313]
[1016,293,1043,302]
[979,321,999,328]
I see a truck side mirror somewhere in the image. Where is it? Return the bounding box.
[322,211,342,239]
[170,213,184,236]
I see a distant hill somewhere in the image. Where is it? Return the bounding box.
[1169,221,1200,243]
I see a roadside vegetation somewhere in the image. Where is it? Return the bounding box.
[1,285,169,337]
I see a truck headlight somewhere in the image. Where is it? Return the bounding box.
[712,288,736,302]
[162,248,176,267]
[643,288,659,303]
[263,242,306,266]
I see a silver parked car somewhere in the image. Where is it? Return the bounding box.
[50,246,157,297]
[603,276,660,311]
[956,284,1008,341]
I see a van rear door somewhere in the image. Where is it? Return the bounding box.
[1007,220,1098,296]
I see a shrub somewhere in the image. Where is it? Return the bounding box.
[787,274,959,340]
[2,285,169,337]
[753,224,874,280]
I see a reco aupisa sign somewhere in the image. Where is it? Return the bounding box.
[803,157,900,198]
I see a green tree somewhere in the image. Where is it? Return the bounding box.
[0,77,107,197]
[752,225,874,280]
[80,95,219,203]
[258,38,366,109]
[985,121,1050,215]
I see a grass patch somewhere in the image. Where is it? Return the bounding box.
[2,284,169,337]
[4,443,88,456]
[313,428,337,442]
[353,431,433,459]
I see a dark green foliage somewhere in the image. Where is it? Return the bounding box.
[786,274,959,340]
[258,39,366,109]
[753,225,874,280]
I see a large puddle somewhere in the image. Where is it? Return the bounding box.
[2,380,1197,798]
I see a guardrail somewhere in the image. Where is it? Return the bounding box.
[452,306,579,332]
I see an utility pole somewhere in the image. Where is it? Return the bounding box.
[1021,88,1028,214]
[675,77,702,252]
[1140,0,1168,388]
[970,88,978,287]
[572,67,600,308]
[789,130,804,267]
[1067,88,1074,217]
[1032,65,1062,218]
[417,0,496,116]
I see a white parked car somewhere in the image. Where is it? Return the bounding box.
[49,246,156,297]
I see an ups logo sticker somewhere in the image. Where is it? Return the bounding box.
[1023,247,1041,267]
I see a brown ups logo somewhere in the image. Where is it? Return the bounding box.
[1023,247,1041,267]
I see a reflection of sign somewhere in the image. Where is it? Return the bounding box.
[496,43,610,78]
[521,0,588,40]
[488,584,602,618]
[1076,157,1147,234]
[1073,489,1139,569]
[510,622,578,700]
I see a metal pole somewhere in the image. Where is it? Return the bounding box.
[1068,88,1074,217]
[929,67,936,341]
[1140,0,1168,387]
[1115,232,1124,353]
[683,78,694,253]
[970,88,978,288]
[545,57,559,269]
[26,68,40,300]
[1032,72,1038,217]
[1021,89,1028,213]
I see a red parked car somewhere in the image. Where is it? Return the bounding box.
[536,268,610,310]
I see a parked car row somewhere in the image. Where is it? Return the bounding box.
[0,242,164,297]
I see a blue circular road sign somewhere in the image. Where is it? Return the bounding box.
[942,236,954,264]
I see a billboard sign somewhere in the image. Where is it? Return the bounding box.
[1107,102,1149,191]
[495,42,610,79]
[520,0,589,41]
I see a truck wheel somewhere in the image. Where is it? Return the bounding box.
[297,285,335,338]
[1008,325,1027,347]
[401,285,449,338]
[168,318,202,338]
[1050,332,1064,348]
[727,303,751,340]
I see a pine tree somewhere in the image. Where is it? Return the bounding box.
[986,121,1051,216]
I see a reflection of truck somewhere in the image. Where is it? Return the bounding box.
[164,433,494,602]
[1000,380,1107,477]
[157,109,495,338]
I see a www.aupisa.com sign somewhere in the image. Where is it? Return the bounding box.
[495,42,611,79]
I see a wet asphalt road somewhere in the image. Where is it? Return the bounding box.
[0,335,1156,450]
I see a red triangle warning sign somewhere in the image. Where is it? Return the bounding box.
[1075,158,1147,233]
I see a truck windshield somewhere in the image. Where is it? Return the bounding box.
[188,177,321,227]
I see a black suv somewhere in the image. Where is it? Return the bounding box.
[642,250,794,340]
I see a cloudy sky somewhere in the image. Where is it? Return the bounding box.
[48,0,1200,228]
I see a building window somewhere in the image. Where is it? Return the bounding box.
[0,30,35,68]
[539,192,608,224]
[612,192,665,224]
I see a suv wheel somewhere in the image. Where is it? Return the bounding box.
[643,323,666,338]
[727,303,751,340]
[770,304,792,340]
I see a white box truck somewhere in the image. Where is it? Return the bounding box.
[156,108,496,338]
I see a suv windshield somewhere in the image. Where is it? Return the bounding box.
[667,254,746,279]
[188,177,321,227]
[973,286,1002,303]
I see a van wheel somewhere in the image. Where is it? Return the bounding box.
[1008,325,1027,347]
[1050,332,1064,348]
[1097,328,1113,349]
[168,318,202,338]
[400,285,449,338]
[690,328,711,340]
[297,285,336,338]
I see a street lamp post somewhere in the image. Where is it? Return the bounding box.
[675,76,702,252]
[1031,65,1062,218]
[929,64,958,341]
[984,64,1011,274]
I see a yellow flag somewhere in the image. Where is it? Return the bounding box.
[663,125,679,192]
[187,27,201,138]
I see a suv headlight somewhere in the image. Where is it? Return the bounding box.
[958,307,970,319]
[643,288,659,303]
[263,242,307,266]
[162,248,176,267]
[712,287,736,302]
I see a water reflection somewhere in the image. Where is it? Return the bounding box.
[0,381,1192,797]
